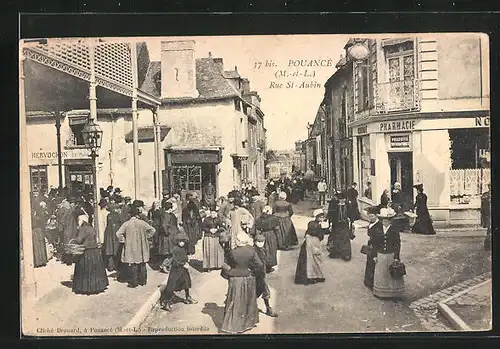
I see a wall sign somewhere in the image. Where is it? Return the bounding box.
[475,116,490,127]
[389,133,412,150]
[30,148,91,161]
[380,120,416,132]
[356,125,368,135]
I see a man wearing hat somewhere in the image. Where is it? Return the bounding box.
[132,200,149,222]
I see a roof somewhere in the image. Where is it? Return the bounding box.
[139,58,240,103]
[125,125,171,143]
[223,70,240,79]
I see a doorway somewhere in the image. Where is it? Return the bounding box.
[65,164,94,198]
[389,152,413,208]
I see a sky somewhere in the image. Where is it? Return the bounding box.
[141,35,349,150]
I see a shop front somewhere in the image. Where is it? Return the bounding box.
[352,114,490,226]
[164,147,222,202]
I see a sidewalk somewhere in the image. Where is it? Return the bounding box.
[22,257,168,336]
[438,278,492,331]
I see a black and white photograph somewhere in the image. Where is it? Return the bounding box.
[20,33,491,336]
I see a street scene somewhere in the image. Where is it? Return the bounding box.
[20,34,491,336]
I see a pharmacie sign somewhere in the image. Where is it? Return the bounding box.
[380,120,416,132]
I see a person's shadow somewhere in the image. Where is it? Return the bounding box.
[201,302,224,333]
[60,280,73,288]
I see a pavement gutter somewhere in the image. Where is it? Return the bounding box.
[437,279,491,331]
[118,274,169,334]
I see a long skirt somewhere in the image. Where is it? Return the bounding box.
[185,221,201,255]
[72,248,109,295]
[164,266,192,296]
[116,244,128,283]
[202,235,224,270]
[33,228,48,268]
[276,216,297,250]
[261,230,278,267]
[221,276,259,334]
[327,225,352,261]
[294,237,325,285]
[412,214,436,235]
[373,252,405,299]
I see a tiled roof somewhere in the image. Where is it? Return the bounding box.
[139,58,240,103]
[125,125,171,143]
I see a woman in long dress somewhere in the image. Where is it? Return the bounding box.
[102,204,123,272]
[220,233,263,334]
[368,207,405,299]
[228,197,255,250]
[182,196,202,255]
[159,202,179,261]
[201,210,225,271]
[254,205,279,272]
[411,183,436,235]
[273,191,298,250]
[327,195,355,261]
[363,206,380,289]
[148,200,164,265]
[72,215,109,295]
[248,191,264,236]
[294,209,328,285]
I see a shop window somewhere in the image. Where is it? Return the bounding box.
[171,165,202,192]
[30,165,48,196]
[449,128,490,204]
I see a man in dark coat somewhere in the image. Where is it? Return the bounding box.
[346,183,361,222]
[160,231,197,311]
[103,204,123,272]
[481,183,491,251]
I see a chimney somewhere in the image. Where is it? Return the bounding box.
[160,40,198,99]
[213,58,224,72]
[234,65,238,72]
[242,78,250,94]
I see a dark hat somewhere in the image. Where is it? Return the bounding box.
[174,231,189,243]
[114,188,121,193]
[124,196,131,202]
[228,190,240,199]
[413,182,423,190]
[132,199,145,207]
[98,198,108,209]
[106,185,114,191]
[163,202,173,210]
[114,196,123,204]
[130,206,141,217]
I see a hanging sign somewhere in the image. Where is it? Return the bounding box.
[389,133,412,150]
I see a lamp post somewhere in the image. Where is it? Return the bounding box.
[81,117,103,243]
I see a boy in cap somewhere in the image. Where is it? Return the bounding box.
[253,234,278,317]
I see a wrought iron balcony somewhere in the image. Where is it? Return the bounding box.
[374,79,421,114]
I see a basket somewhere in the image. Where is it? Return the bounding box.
[64,239,85,255]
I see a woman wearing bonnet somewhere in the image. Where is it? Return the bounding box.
[72,214,109,295]
[220,233,263,334]
[254,205,279,272]
[294,209,328,285]
[273,191,298,251]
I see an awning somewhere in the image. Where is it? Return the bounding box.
[166,147,222,164]
[381,38,413,47]
[125,125,171,143]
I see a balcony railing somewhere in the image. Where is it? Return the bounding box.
[374,79,421,114]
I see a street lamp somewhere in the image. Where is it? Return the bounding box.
[346,39,370,62]
[81,117,103,243]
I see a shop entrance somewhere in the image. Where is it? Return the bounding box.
[389,152,413,208]
[65,164,94,199]
[170,164,217,201]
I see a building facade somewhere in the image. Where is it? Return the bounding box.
[348,34,490,225]
[322,54,355,192]
[267,150,303,179]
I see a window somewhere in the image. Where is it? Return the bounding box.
[67,116,88,147]
[385,40,415,109]
[357,59,372,111]
[30,166,48,196]
[171,165,202,192]
[234,99,241,111]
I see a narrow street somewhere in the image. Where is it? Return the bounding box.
[140,199,490,334]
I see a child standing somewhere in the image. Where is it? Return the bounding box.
[253,234,278,317]
[160,231,197,311]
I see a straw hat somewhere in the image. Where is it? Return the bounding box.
[377,207,396,219]
[313,209,325,218]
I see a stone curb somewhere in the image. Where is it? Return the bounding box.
[118,274,169,334]
[409,272,491,331]
[437,279,491,331]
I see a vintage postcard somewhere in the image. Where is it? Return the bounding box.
[20,33,491,336]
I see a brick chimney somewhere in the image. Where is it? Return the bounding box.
[213,58,224,72]
[160,40,198,99]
